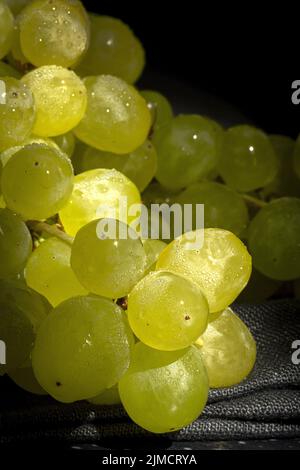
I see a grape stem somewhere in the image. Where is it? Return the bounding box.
[27,221,74,246]
[242,194,267,208]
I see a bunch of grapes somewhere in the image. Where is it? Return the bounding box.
[0,0,299,435]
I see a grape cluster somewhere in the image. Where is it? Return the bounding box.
[0,0,298,435]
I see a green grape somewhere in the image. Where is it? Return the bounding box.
[18,0,90,68]
[53,132,75,158]
[0,60,20,78]
[25,237,88,307]
[197,307,256,388]
[156,228,252,313]
[70,137,87,174]
[0,279,50,375]
[88,384,120,405]
[0,2,14,60]
[0,77,36,151]
[9,365,47,395]
[119,343,208,433]
[218,125,279,192]
[248,197,300,280]
[143,239,167,273]
[175,181,249,236]
[9,19,29,69]
[293,133,300,180]
[1,143,74,220]
[140,90,173,132]
[59,168,141,236]
[142,182,177,206]
[21,65,87,137]
[80,140,157,192]
[0,136,60,167]
[237,268,280,304]
[71,219,147,299]
[32,295,134,402]
[5,0,31,15]
[0,208,32,279]
[153,114,222,191]
[73,75,151,154]
[76,14,144,84]
[128,270,209,351]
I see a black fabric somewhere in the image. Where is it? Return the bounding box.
[1,299,300,446]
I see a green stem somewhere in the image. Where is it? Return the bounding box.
[27,221,73,246]
[242,194,267,208]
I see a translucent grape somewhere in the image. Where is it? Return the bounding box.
[25,237,88,307]
[156,228,252,313]
[71,219,147,299]
[0,77,36,151]
[153,114,222,191]
[248,197,300,280]
[76,15,144,84]
[119,343,208,433]
[293,133,300,180]
[88,384,120,405]
[9,366,47,395]
[0,60,20,78]
[73,75,151,154]
[0,207,32,279]
[53,132,75,158]
[0,2,14,60]
[175,181,249,236]
[80,140,157,192]
[218,125,279,192]
[21,65,87,137]
[140,90,173,132]
[19,0,90,68]
[0,136,60,167]
[1,143,73,220]
[197,307,256,388]
[59,168,141,236]
[143,239,167,273]
[237,268,280,304]
[32,295,134,402]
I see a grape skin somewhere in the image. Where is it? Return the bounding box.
[88,384,120,406]
[0,60,20,78]
[0,2,14,60]
[140,90,173,133]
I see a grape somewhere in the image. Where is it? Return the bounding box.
[0,136,60,167]
[71,219,147,299]
[293,133,300,180]
[142,182,177,206]
[0,279,50,375]
[248,197,300,280]
[88,384,120,405]
[73,75,151,154]
[70,137,87,174]
[9,365,46,395]
[0,60,20,78]
[5,0,31,15]
[0,77,36,151]
[0,207,32,279]
[198,307,256,388]
[53,132,75,158]
[175,181,249,236]
[25,237,88,306]
[0,2,14,60]
[218,125,279,192]
[32,295,134,402]
[1,143,74,220]
[21,65,87,137]
[156,228,252,313]
[76,15,144,84]
[153,114,222,191]
[80,140,157,192]
[128,270,209,351]
[119,343,208,433]
[140,90,173,132]
[9,19,29,70]
[143,239,167,273]
[59,168,141,236]
[18,0,90,68]
[237,268,280,304]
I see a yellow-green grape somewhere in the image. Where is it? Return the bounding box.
[80,140,157,192]
[88,384,120,405]
[128,270,209,351]
[237,268,281,304]
[175,181,249,237]
[53,132,75,158]
[142,181,177,206]
[32,295,134,402]
[25,237,88,307]
[0,60,20,78]
[143,239,167,273]
[5,0,31,15]
[119,343,208,434]
[153,114,222,191]
[0,2,14,60]
[140,90,173,133]
[9,19,29,70]
[0,77,36,151]
[71,219,147,299]
[248,197,300,280]
[21,65,87,137]
[0,208,32,279]
[0,279,51,375]
[293,133,300,180]
[74,75,151,154]
[59,168,141,236]
[9,365,47,395]
[156,228,252,313]
[1,143,73,220]
[218,125,279,192]
[0,136,59,167]
[18,0,90,68]
[197,307,256,388]
[76,15,144,84]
